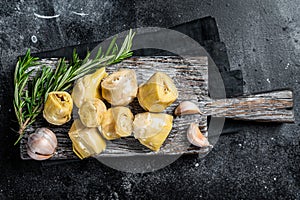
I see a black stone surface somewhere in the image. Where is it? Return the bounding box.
[0,0,299,199]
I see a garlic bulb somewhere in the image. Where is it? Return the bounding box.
[78,98,107,127]
[133,112,173,151]
[137,72,178,112]
[68,119,106,159]
[101,69,138,106]
[175,101,201,116]
[100,106,134,140]
[43,91,73,125]
[27,128,57,160]
[187,123,210,147]
[72,67,108,108]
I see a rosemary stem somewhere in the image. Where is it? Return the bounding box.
[14,118,31,145]
[13,29,135,145]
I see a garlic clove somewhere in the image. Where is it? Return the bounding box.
[27,148,53,160]
[187,123,210,147]
[27,128,57,160]
[175,101,201,116]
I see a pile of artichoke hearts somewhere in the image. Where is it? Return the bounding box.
[41,67,179,159]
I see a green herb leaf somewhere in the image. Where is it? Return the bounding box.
[13,30,135,144]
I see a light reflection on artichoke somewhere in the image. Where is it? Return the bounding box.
[78,98,107,127]
[68,119,106,159]
[72,67,108,108]
[43,91,73,125]
[101,69,138,106]
[133,112,173,151]
[100,106,134,140]
[137,72,178,112]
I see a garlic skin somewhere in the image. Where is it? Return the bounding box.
[175,101,201,116]
[43,91,73,125]
[78,98,107,127]
[101,69,138,106]
[187,123,210,147]
[27,128,57,160]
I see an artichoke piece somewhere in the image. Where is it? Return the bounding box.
[133,112,173,151]
[78,98,107,127]
[100,106,134,140]
[137,72,178,112]
[114,107,134,137]
[72,67,108,108]
[101,69,138,106]
[43,91,73,125]
[68,119,106,159]
[99,108,119,140]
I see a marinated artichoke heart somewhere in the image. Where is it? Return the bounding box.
[100,106,134,140]
[137,72,178,112]
[78,98,107,127]
[101,69,138,106]
[133,112,173,151]
[72,67,108,108]
[43,91,73,125]
[68,119,106,159]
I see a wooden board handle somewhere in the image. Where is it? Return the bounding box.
[204,90,294,123]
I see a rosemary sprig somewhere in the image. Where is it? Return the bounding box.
[13,30,135,144]
[44,29,135,100]
[13,50,53,144]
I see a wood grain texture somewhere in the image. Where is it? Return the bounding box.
[204,90,294,122]
[21,56,209,160]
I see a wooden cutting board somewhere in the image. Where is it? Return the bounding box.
[20,56,294,160]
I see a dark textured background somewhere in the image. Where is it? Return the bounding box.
[0,0,299,199]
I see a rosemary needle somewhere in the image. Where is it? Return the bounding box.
[13,30,135,144]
